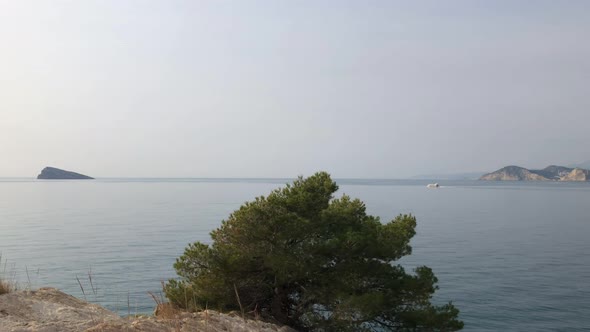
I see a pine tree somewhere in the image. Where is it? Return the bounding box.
[166,172,463,331]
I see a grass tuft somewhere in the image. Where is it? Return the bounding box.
[0,280,13,295]
[0,254,16,295]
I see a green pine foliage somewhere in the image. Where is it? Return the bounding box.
[165,172,463,331]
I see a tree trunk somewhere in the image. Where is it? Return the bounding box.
[271,286,290,325]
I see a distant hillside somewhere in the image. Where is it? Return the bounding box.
[480,165,590,181]
[568,160,590,170]
[479,166,548,181]
[530,165,574,180]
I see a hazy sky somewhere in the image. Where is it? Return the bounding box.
[1,1,589,178]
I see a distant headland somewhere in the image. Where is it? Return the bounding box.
[37,167,94,180]
[480,165,590,181]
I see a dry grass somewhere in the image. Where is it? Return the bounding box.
[0,254,16,295]
[0,280,13,295]
[149,289,183,332]
[152,302,181,319]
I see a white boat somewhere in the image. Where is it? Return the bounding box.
[426,183,440,188]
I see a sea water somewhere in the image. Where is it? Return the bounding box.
[1,178,589,331]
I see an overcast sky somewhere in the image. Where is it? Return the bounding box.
[1,1,589,178]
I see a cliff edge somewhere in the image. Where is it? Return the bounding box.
[0,288,296,332]
[37,167,94,180]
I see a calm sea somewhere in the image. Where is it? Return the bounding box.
[1,178,589,331]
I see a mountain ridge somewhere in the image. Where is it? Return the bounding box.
[480,165,590,181]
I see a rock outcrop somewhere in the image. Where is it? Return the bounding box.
[480,165,590,181]
[37,167,94,180]
[0,288,296,332]
[560,168,590,181]
[0,288,118,331]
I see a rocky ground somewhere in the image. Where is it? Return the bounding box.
[0,288,296,332]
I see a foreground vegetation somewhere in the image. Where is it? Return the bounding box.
[166,172,463,331]
[0,280,12,295]
[0,255,15,295]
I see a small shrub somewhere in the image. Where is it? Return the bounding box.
[0,280,13,295]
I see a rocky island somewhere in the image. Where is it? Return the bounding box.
[37,167,94,180]
[480,165,590,181]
